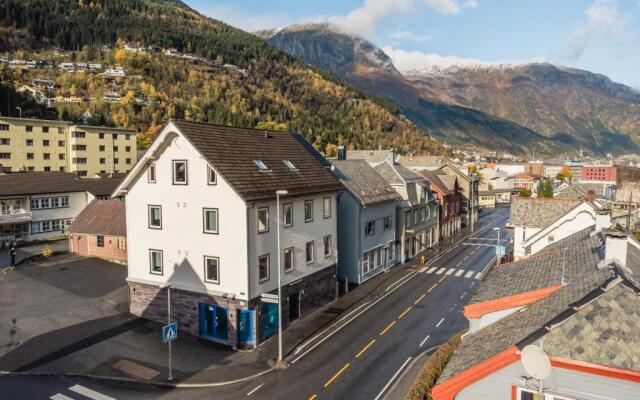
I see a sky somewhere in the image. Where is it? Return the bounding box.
[185,0,640,87]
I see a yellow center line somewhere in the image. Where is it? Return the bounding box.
[414,293,426,304]
[323,363,350,388]
[438,274,447,283]
[428,283,438,292]
[355,339,376,358]
[308,394,318,400]
[398,306,412,319]
[379,320,397,336]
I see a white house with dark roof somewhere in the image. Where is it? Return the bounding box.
[330,157,401,285]
[113,121,344,350]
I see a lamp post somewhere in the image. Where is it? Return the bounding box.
[493,227,501,266]
[275,189,288,369]
[159,282,173,380]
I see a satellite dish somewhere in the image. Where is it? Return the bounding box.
[521,345,551,380]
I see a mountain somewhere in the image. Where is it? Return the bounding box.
[260,24,640,156]
[0,0,445,156]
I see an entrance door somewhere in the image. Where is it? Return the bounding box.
[76,235,88,255]
[13,224,24,240]
[199,303,229,342]
[288,293,300,323]
[237,309,254,346]
[383,247,389,267]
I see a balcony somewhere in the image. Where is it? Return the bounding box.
[0,209,33,224]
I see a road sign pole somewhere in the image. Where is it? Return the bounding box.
[496,229,501,266]
[167,286,173,381]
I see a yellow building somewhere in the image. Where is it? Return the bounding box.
[0,117,137,176]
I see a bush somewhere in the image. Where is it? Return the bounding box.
[405,332,463,400]
[42,245,53,257]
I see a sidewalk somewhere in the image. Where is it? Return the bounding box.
[0,240,68,268]
[0,220,487,386]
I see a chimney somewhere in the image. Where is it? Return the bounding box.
[337,145,347,160]
[604,230,628,267]
[595,210,612,231]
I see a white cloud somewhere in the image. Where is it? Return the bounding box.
[567,0,627,60]
[382,46,544,72]
[388,29,433,42]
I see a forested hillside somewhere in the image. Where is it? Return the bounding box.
[0,0,446,155]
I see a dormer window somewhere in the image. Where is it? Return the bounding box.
[283,160,298,171]
[254,160,270,172]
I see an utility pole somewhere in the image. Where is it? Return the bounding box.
[275,189,288,369]
[493,227,501,266]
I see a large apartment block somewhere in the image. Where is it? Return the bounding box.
[0,117,137,176]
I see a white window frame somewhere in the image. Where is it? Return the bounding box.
[304,200,313,222]
[96,235,104,248]
[283,203,293,227]
[148,163,156,183]
[148,205,162,229]
[323,197,331,219]
[149,249,163,275]
[284,247,294,272]
[364,221,375,236]
[172,160,188,185]
[258,254,270,282]
[257,207,269,233]
[324,235,332,257]
[384,216,392,230]
[203,208,219,234]
[204,256,220,284]
[305,241,314,264]
[207,165,217,185]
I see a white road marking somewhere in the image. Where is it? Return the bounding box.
[69,385,116,400]
[418,266,427,273]
[427,267,437,274]
[460,291,467,299]
[435,267,446,275]
[50,395,74,400]
[446,268,455,275]
[418,335,430,347]
[465,271,474,278]
[470,281,476,288]
[374,357,412,400]
[436,318,445,328]
[246,383,264,396]
[475,272,483,280]
[455,269,464,277]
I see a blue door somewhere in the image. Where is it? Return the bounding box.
[260,302,279,339]
[237,309,254,345]
[199,303,229,342]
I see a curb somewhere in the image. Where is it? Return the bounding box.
[0,366,275,388]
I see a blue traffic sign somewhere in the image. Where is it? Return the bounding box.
[495,245,506,256]
[163,322,178,343]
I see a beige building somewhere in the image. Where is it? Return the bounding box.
[0,117,137,176]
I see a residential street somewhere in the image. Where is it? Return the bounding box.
[0,208,510,400]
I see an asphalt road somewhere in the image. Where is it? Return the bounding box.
[0,208,510,400]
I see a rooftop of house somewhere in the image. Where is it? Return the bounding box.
[509,196,584,228]
[416,170,453,195]
[396,155,448,168]
[68,199,126,237]
[373,161,424,186]
[0,172,123,197]
[554,182,608,199]
[330,160,400,206]
[345,149,394,164]
[514,172,537,180]
[170,120,344,202]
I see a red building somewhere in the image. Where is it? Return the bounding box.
[581,165,617,183]
[418,171,462,240]
[68,200,127,263]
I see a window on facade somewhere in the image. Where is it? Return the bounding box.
[96,235,104,248]
[384,216,393,230]
[25,125,33,132]
[113,145,119,152]
[306,241,314,264]
[58,140,65,147]
[57,127,64,134]
[44,167,51,172]
[258,207,269,233]
[203,208,218,234]
[77,171,87,177]
[420,207,426,222]
[148,205,162,229]
[283,203,293,227]
[73,131,85,138]
[324,235,332,257]
[126,146,131,152]
[365,221,375,236]
[207,166,217,185]
[27,153,34,160]
[284,247,294,272]
[304,200,313,222]
[43,153,50,160]
[42,126,49,133]
[149,249,163,275]
[0,153,10,159]
[148,163,156,183]
[43,139,50,147]
[0,124,8,131]
[72,144,86,151]
[254,159,270,172]
[99,145,105,151]
[25,139,33,146]
[99,133,104,139]
[258,254,270,282]
[0,138,9,145]
[204,256,220,284]
[99,158,106,164]
[126,158,131,164]
[405,211,411,227]
[117,238,126,250]
[413,209,419,224]
[172,160,187,184]
[112,133,118,139]
[323,197,331,218]
[60,196,69,207]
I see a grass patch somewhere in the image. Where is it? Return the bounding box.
[405,332,464,400]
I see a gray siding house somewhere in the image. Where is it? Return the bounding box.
[331,159,401,285]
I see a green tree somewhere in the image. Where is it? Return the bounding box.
[536,178,554,198]
[519,188,532,197]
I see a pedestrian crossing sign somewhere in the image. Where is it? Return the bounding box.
[163,322,178,343]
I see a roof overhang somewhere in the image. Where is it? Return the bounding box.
[464,285,563,319]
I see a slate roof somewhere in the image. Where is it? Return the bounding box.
[397,155,448,169]
[555,182,608,199]
[68,200,126,236]
[345,149,393,164]
[0,172,123,197]
[438,175,458,192]
[330,160,400,206]
[509,197,583,227]
[172,121,343,202]
[416,170,452,195]
[469,228,604,305]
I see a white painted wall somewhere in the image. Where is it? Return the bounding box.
[468,306,525,333]
[513,226,541,259]
[28,191,92,240]
[125,128,250,300]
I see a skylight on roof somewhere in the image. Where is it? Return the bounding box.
[283,160,298,171]
[254,160,271,172]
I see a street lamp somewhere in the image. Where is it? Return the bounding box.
[493,227,501,266]
[159,282,173,380]
[275,189,288,369]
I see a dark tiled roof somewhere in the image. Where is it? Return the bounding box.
[345,149,393,164]
[439,269,614,382]
[417,170,452,195]
[0,172,123,197]
[172,121,343,201]
[397,155,448,168]
[555,182,608,199]
[438,175,458,192]
[374,162,403,185]
[509,197,583,227]
[330,160,400,206]
[68,200,126,236]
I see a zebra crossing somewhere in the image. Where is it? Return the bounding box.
[422,266,483,280]
[50,384,116,400]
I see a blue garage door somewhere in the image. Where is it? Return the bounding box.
[199,303,229,342]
